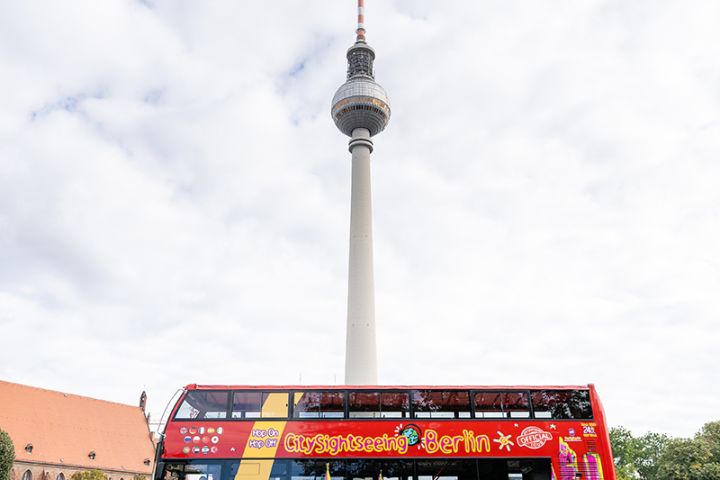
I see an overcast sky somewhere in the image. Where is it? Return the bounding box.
[1,0,719,439]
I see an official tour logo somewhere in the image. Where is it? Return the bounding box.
[517,427,553,449]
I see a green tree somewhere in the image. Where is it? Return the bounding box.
[610,426,669,480]
[698,421,720,461]
[70,471,107,480]
[635,431,670,480]
[656,438,717,480]
[610,426,640,480]
[655,421,720,480]
[0,429,14,480]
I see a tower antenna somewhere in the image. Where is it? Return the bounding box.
[356,0,366,42]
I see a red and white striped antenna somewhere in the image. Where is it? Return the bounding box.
[356,0,366,41]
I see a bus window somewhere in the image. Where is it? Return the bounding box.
[416,460,477,480]
[412,391,471,419]
[261,392,289,418]
[380,392,410,418]
[349,392,379,418]
[232,392,288,419]
[503,392,531,418]
[232,392,262,418]
[163,463,222,480]
[348,392,410,418]
[174,391,228,419]
[474,391,530,418]
[290,460,344,480]
[293,391,344,418]
[531,390,593,419]
[347,459,412,480]
[228,460,287,480]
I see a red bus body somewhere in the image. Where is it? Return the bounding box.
[156,385,615,480]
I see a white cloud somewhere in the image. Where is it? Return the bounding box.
[1,0,718,438]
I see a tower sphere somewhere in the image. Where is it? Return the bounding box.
[331,41,391,137]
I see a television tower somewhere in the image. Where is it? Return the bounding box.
[331,0,391,385]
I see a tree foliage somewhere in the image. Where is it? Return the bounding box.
[0,429,14,480]
[635,432,670,479]
[610,426,640,480]
[70,471,107,480]
[656,438,719,480]
[611,421,720,480]
[699,421,720,461]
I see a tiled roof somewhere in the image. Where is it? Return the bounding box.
[0,380,155,474]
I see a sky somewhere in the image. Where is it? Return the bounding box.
[1,0,719,439]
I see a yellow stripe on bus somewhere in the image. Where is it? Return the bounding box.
[235,393,290,480]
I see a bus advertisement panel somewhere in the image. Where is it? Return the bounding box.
[156,385,615,480]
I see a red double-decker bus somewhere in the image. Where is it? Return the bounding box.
[155,385,615,480]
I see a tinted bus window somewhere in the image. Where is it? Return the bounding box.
[232,392,289,419]
[416,460,477,480]
[174,391,228,419]
[293,391,344,418]
[474,391,530,418]
[531,390,593,419]
[412,391,471,418]
[232,392,261,418]
[228,460,287,480]
[349,392,410,418]
[347,459,412,480]
[290,460,344,480]
[162,463,222,480]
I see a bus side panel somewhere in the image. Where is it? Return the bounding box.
[589,385,616,480]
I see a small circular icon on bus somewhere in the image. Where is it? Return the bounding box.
[184,436,191,443]
[192,436,200,444]
[182,447,190,454]
[217,427,223,435]
[211,436,219,444]
[210,446,218,454]
[400,425,421,446]
[180,427,188,435]
[208,428,216,434]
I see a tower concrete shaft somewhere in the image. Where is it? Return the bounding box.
[345,127,377,385]
[332,1,389,385]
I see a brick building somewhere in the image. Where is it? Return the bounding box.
[0,380,156,480]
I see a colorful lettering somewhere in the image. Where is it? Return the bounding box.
[284,433,409,456]
[424,430,490,455]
